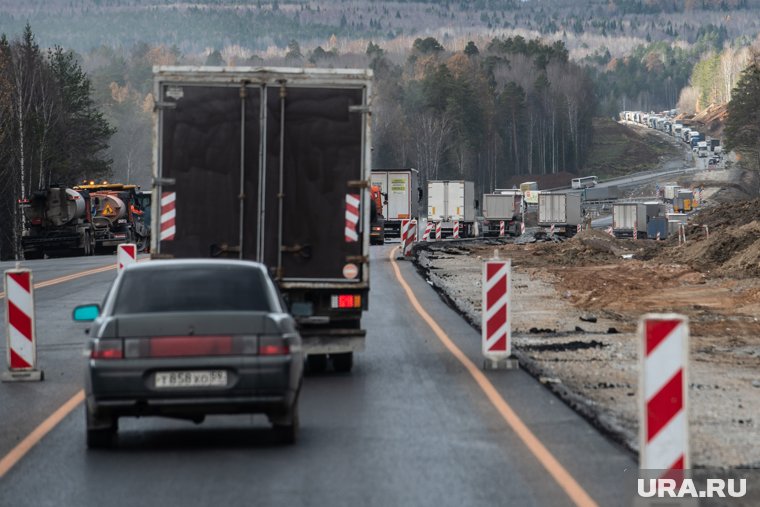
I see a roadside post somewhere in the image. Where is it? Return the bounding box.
[452,221,460,239]
[2,268,43,382]
[520,222,525,235]
[435,222,442,240]
[403,220,417,257]
[633,221,638,240]
[499,220,505,238]
[117,243,137,273]
[482,251,518,370]
[638,314,690,501]
[422,221,433,241]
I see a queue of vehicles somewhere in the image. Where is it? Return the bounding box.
[20,183,151,259]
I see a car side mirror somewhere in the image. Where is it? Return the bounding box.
[72,304,101,322]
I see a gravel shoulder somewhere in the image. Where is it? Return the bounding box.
[414,195,760,468]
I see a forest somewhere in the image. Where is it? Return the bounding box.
[2,1,760,258]
[0,25,113,260]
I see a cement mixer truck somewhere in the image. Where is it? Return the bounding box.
[20,187,96,259]
[75,184,150,252]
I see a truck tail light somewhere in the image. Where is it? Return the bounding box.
[331,294,361,309]
[258,336,290,356]
[91,339,123,359]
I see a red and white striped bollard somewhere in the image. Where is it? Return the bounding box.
[482,254,517,370]
[639,314,689,473]
[404,220,417,256]
[435,222,442,240]
[2,269,43,381]
[117,243,137,273]
[499,220,505,238]
[422,221,433,241]
[452,221,460,239]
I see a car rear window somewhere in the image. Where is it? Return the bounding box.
[112,266,273,314]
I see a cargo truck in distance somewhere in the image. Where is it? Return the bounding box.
[427,180,478,237]
[74,183,150,253]
[370,168,422,239]
[20,187,96,259]
[537,192,582,236]
[612,202,660,238]
[151,66,372,373]
[482,191,523,236]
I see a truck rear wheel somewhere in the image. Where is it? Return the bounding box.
[331,352,353,373]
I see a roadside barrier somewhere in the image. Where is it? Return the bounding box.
[633,221,638,240]
[656,232,661,241]
[453,221,460,239]
[549,224,555,235]
[577,224,582,234]
[400,219,410,248]
[435,221,442,240]
[403,220,417,256]
[117,243,137,273]
[639,314,689,472]
[499,220,505,237]
[520,222,525,235]
[606,226,614,236]
[2,269,43,382]
[482,252,517,370]
[422,221,433,241]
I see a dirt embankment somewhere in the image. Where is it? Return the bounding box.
[414,197,760,467]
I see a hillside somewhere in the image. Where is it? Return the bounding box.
[582,117,683,179]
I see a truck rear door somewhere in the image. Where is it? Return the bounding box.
[155,83,261,259]
[262,86,368,282]
[387,171,411,220]
[427,182,446,221]
[447,181,465,221]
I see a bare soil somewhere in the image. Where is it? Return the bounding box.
[415,197,760,468]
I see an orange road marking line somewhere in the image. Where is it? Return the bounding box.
[0,390,85,478]
[389,247,598,507]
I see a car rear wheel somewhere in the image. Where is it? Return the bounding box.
[306,354,328,374]
[85,407,117,449]
[332,352,353,373]
[272,404,299,445]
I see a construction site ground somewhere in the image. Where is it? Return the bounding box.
[413,170,760,468]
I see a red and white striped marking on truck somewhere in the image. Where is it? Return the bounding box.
[160,192,177,241]
[345,193,360,242]
[639,314,690,473]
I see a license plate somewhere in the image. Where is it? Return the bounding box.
[155,370,227,388]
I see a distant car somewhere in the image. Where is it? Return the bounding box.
[73,259,303,448]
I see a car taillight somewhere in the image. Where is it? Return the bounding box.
[331,294,361,309]
[91,340,123,359]
[258,336,290,356]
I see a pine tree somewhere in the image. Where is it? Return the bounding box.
[724,53,760,171]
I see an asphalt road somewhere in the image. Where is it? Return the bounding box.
[0,247,636,507]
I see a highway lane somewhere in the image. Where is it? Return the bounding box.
[0,257,121,459]
[0,248,635,506]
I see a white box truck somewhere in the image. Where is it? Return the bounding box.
[482,191,522,236]
[371,169,422,238]
[427,180,478,237]
[151,66,372,372]
[537,192,582,235]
